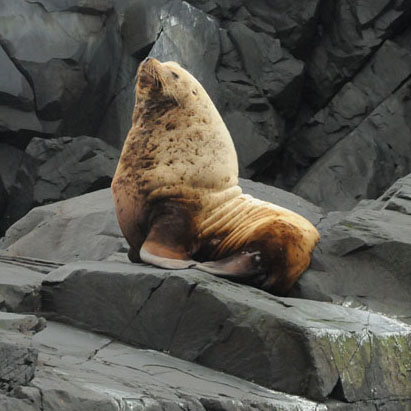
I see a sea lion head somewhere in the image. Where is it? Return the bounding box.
[136,57,204,107]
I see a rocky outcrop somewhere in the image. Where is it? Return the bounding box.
[290,173,411,324]
[0,136,119,235]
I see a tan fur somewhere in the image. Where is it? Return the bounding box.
[112,58,320,294]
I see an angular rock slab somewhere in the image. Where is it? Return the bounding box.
[42,262,411,402]
[17,321,325,411]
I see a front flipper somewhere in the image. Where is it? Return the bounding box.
[140,244,197,269]
[193,251,264,278]
[139,200,198,270]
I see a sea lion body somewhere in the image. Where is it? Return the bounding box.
[112,58,320,294]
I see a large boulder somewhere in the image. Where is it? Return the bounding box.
[42,261,411,404]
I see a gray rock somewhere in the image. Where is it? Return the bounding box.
[1,179,321,262]
[0,394,39,411]
[294,77,411,211]
[42,261,411,402]
[305,0,411,107]
[1,188,127,262]
[0,330,38,392]
[283,38,411,189]
[0,136,119,234]
[290,174,411,325]
[20,321,325,410]
[0,312,45,335]
[149,1,221,104]
[0,0,122,139]
[26,136,119,204]
[0,45,34,111]
[0,260,45,313]
[228,22,305,115]
[25,0,112,13]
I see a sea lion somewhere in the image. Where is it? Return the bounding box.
[111,57,320,295]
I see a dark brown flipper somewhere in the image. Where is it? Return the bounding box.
[139,199,198,269]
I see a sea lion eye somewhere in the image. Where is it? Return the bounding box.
[172,72,179,79]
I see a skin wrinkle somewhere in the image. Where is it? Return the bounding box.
[111,58,320,295]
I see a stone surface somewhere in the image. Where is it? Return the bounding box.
[0,330,38,392]
[305,0,411,108]
[42,261,411,402]
[290,174,411,325]
[281,37,411,190]
[0,260,45,313]
[0,136,119,235]
[0,0,121,140]
[26,136,119,204]
[0,312,45,335]
[0,188,127,263]
[294,77,411,211]
[0,179,322,262]
[0,321,327,410]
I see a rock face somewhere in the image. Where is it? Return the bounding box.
[0,136,119,235]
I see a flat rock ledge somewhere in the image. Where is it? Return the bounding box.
[42,261,411,406]
[1,315,325,411]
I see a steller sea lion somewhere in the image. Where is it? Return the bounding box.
[111,57,320,295]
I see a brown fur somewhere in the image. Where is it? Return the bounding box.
[112,58,320,295]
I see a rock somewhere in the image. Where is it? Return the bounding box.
[0,188,127,262]
[0,312,45,335]
[149,1,221,104]
[290,174,411,324]
[282,37,411,189]
[0,330,38,392]
[294,77,411,211]
[228,22,305,115]
[0,395,39,411]
[1,179,322,262]
[0,0,122,139]
[0,260,45,313]
[305,0,411,107]
[0,136,119,234]
[0,152,36,237]
[16,321,325,411]
[26,136,119,204]
[42,261,411,402]
[0,45,34,111]
[25,0,113,13]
